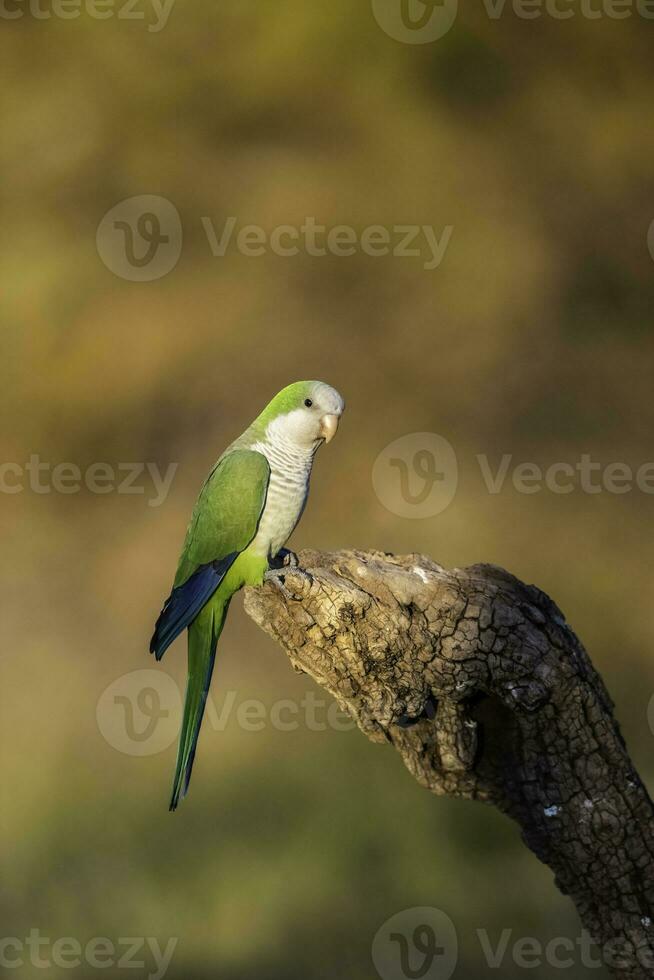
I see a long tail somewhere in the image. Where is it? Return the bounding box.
[169,592,229,810]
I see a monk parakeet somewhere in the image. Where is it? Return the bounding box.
[150,381,345,810]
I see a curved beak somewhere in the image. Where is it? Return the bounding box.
[319,413,340,444]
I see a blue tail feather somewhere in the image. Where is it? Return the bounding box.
[149,553,238,661]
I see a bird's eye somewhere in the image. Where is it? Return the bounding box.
[304,398,313,407]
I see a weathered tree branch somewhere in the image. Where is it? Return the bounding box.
[244,549,654,979]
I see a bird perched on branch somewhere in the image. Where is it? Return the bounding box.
[150,381,345,809]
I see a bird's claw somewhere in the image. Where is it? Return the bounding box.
[269,548,299,570]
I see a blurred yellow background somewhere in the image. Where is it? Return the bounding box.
[2,2,654,977]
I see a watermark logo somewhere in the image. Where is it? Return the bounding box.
[647,694,654,738]
[97,672,356,755]
[373,913,654,974]
[96,669,182,756]
[96,200,453,281]
[371,0,458,43]
[96,195,182,281]
[373,433,654,518]
[372,907,458,980]
[372,0,654,43]
[372,433,458,518]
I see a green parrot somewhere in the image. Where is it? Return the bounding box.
[150,380,345,810]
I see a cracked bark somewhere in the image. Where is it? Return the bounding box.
[243,549,654,979]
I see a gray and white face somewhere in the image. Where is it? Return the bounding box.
[272,382,345,450]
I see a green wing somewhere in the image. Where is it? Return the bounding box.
[174,449,270,586]
[150,449,269,661]
[158,449,269,807]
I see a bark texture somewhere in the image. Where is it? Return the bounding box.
[244,548,654,979]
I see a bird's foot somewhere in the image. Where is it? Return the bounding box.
[268,548,299,570]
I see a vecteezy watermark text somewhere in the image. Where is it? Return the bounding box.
[97,669,355,755]
[372,907,654,978]
[96,195,454,281]
[373,433,654,518]
[477,453,654,496]
[0,931,177,978]
[0,455,178,507]
[372,0,654,45]
[0,0,175,31]
[201,216,453,270]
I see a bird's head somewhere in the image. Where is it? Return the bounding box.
[256,381,345,450]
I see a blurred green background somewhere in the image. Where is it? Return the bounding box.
[2,2,654,977]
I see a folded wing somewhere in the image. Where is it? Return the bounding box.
[149,449,270,660]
